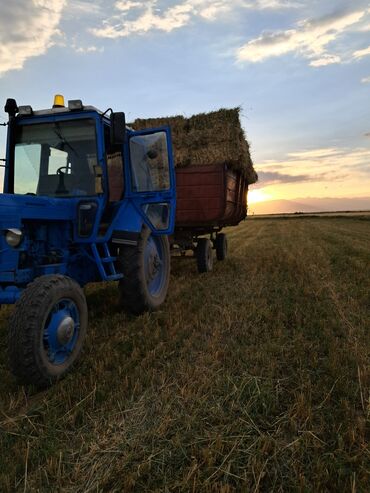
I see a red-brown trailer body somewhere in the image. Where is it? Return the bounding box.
[175,164,248,233]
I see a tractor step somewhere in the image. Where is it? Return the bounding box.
[105,273,123,281]
[91,243,123,281]
[102,256,117,263]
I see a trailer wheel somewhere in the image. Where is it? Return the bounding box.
[8,275,87,388]
[196,238,213,273]
[215,233,228,261]
[118,228,170,315]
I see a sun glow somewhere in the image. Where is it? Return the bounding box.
[248,188,272,204]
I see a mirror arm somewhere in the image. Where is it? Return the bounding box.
[101,108,113,119]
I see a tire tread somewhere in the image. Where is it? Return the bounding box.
[196,238,213,273]
[8,275,86,388]
[118,229,170,314]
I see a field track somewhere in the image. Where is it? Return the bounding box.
[0,217,369,492]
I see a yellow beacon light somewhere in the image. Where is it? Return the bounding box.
[53,94,65,108]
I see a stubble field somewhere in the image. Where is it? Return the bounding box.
[0,216,369,492]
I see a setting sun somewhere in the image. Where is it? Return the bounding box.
[248,188,271,204]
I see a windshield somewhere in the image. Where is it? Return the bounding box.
[13,119,99,197]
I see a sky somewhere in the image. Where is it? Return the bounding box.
[0,0,369,213]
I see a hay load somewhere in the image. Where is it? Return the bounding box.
[131,107,258,185]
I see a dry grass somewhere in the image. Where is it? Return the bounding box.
[0,217,369,491]
[132,108,258,185]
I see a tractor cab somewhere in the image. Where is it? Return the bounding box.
[3,96,176,241]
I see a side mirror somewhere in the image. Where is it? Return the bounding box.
[110,112,126,145]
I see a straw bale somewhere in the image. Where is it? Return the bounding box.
[131,108,258,184]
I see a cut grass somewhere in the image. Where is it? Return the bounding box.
[0,217,369,491]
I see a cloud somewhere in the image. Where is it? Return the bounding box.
[67,1,103,15]
[256,146,370,183]
[287,148,342,159]
[353,45,370,58]
[92,1,193,38]
[361,75,370,83]
[257,169,350,187]
[309,54,341,67]
[258,171,313,185]
[0,0,66,77]
[254,0,300,7]
[115,1,142,12]
[91,0,300,39]
[74,45,105,54]
[237,9,366,66]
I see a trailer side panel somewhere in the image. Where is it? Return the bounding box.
[175,164,247,229]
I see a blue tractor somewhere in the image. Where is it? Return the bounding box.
[1,95,176,387]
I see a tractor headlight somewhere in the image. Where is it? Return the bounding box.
[5,228,23,248]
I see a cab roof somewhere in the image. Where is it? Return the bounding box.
[26,105,102,117]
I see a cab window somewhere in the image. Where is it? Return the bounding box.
[129,132,170,192]
[13,119,98,197]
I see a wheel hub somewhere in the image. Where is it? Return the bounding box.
[56,316,75,345]
[148,251,160,281]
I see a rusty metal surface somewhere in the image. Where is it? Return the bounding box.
[175,164,247,231]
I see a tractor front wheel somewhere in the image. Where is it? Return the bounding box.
[118,228,170,315]
[8,275,87,388]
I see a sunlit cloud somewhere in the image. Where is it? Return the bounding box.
[309,54,341,67]
[263,147,370,168]
[237,9,367,66]
[115,1,141,12]
[91,0,300,39]
[287,148,342,159]
[255,147,370,188]
[361,75,370,83]
[353,45,370,58]
[0,0,66,77]
[92,1,194,38]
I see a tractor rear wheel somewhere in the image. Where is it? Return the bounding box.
[196,238,213,273]
[8,275,87,388]
[215,233,228,261]
[118,228,170,315]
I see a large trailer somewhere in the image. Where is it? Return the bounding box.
[132,108,257,273]
[173,164,249,272]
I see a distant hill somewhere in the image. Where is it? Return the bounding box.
[249,197,370,215]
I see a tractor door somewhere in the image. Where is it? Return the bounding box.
[126,128,176,234]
